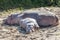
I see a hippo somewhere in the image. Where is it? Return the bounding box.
[19,18,39,34]
[4,10,59,27]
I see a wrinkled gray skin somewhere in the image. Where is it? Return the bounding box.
[4,10,59,27]
[19,18,39,34]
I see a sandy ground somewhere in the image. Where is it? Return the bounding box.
[0,7,60,40]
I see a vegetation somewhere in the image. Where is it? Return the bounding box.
[0,0,60,10]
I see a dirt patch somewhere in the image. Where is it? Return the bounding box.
[0,7,60,40]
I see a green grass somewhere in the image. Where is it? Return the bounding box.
[0,0,60,11]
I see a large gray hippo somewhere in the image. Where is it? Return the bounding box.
[4,10,59,27]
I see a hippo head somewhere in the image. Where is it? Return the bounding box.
[25,23,35,34]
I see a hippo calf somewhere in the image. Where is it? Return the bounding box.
[19,18,39,34]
